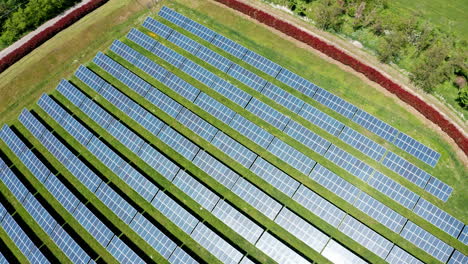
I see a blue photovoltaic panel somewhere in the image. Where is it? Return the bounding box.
[128,28,158,53]
[313,87,358,119]
[73,203,114,247]
[353,192,407,233]
[243,50,282,77]
[298,103,344,137]
[0,163,29,203]
[382,151,430,189]
[229,114,274,149]
[412,198,463,238]
[260,83,304,114]
[322,240,366,264]
[251,157,300,197]
[158,125,200,161]
[138,144,179,181]
[292,185,345,228]
[134,31,187,68]
[274,208,329,252]
[400,221,453,263]
[180,59,218,88]
[44,174,80,214]
[142,17,173,39]
[158,7,187,28]
[448,251,468,264]
[246,98,290,131]
[50,224,91,264]
[231,177,282,220]
[424,176,452,202]
[366,172,420,210]
[191,223,243,264]
[193,150,240,189]
[107,236,144,264]
[196,45,233,73]
[324,144,375,181]
[284,120,331,156]
[338,215,393,259]
[172,170,220,211]
[194,93,236,124]
[176,108,218,142]
[182,18,217,42]
[95,183,138,225]
[163,73,200,102]
[169,247,199,264]
[256,232,310,264]
[209,76,252,108]
[338,126,387,162]
[309,164,362,205]
[227,63,267,92]
[211,131,257,168]
[267,138,316,176]
[211,34,248,60]
[459,225,468,244]
[352,109,398,142]
[385,246,423,264]
[212,200,263,244]
[168,30,202,55]
[394,132,440,167]
[276,69,317,98]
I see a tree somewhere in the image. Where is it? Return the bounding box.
[312,0,345,32]
[458,86,468,109]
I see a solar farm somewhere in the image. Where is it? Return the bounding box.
[0,4,467,264]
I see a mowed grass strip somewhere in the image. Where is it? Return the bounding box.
[126,28,468,254]
[156,1,468,222]
[33,101,217,264]
[2,123,120,264]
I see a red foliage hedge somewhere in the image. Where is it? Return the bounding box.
[216,0,468,156]
[0,0,108,73]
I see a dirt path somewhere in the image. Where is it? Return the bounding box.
[0,0,94,60]
[213,0,468,164]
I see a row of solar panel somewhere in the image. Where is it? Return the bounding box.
[140,17,452,204]
[157,6,441,169]
[120,28,466,247]
[94,45,437,263]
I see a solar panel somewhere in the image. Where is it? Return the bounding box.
[167,30,202,55]
[353,192,407,233]
[338,215,393,259]
[138,144,180,181]
[50,224,91,264]
[309,164,361,205]
[423,177,452,202]
[283,120,331,156]
[129,213,177,259]
[382,151,430,189]
[127,28,158,53]
[208,77,252,108]
[448,250,468,264]
[324,144,375,181]
[256,232,310,264]
[313,87,358,119]
[352,109,398,142]
[267,138,316,176]
[251,157,300,197]
[73,203,114,246]
[162,73,200,102]
[0,162,29,203]
[385,246,423,264]
[192,150,240,189]
[195,45,233,72]
[227,63,267,92]
[229,114,274,149]
[158,6,187,29]
[211,34,248,60]
[180,59,218,88]
[107,236,145,264]
[211,131,257,168]
[142,17,173,39]
[260,83,304,114]
[176,108,218,142]
[191,223,243,264]
[274,208,329,252]
[242,50,282,77]
[366,171,420,210]
[44,174,80,213]
[298,103,344,137]
[276,69,317,98]
[246,98,290,131]
[231,177,282,220]
[459,225,468,244]
[157,125,200,161]
[23,192,57,236]
[292,184,347,228]
[182,19,217,42]
[168,247,199,264]
[338,126,387,162]
[393,132,440,167]
[95,183,138,224]
[172,170,220,211]
[412,198,463,238]
[212,200,264,244]
[400,221,454,263]
[321,239,367,264]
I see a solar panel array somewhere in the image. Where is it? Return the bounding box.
[0,5,465,264]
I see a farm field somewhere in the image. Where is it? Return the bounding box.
[0,0,467,264]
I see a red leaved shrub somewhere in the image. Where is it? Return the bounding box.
[216,0,468,155]
[0,0,108,73]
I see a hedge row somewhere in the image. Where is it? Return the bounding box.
[215,0,468,156]
[0,0,108,73]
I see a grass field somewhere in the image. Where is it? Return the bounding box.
[0,0,467,263]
